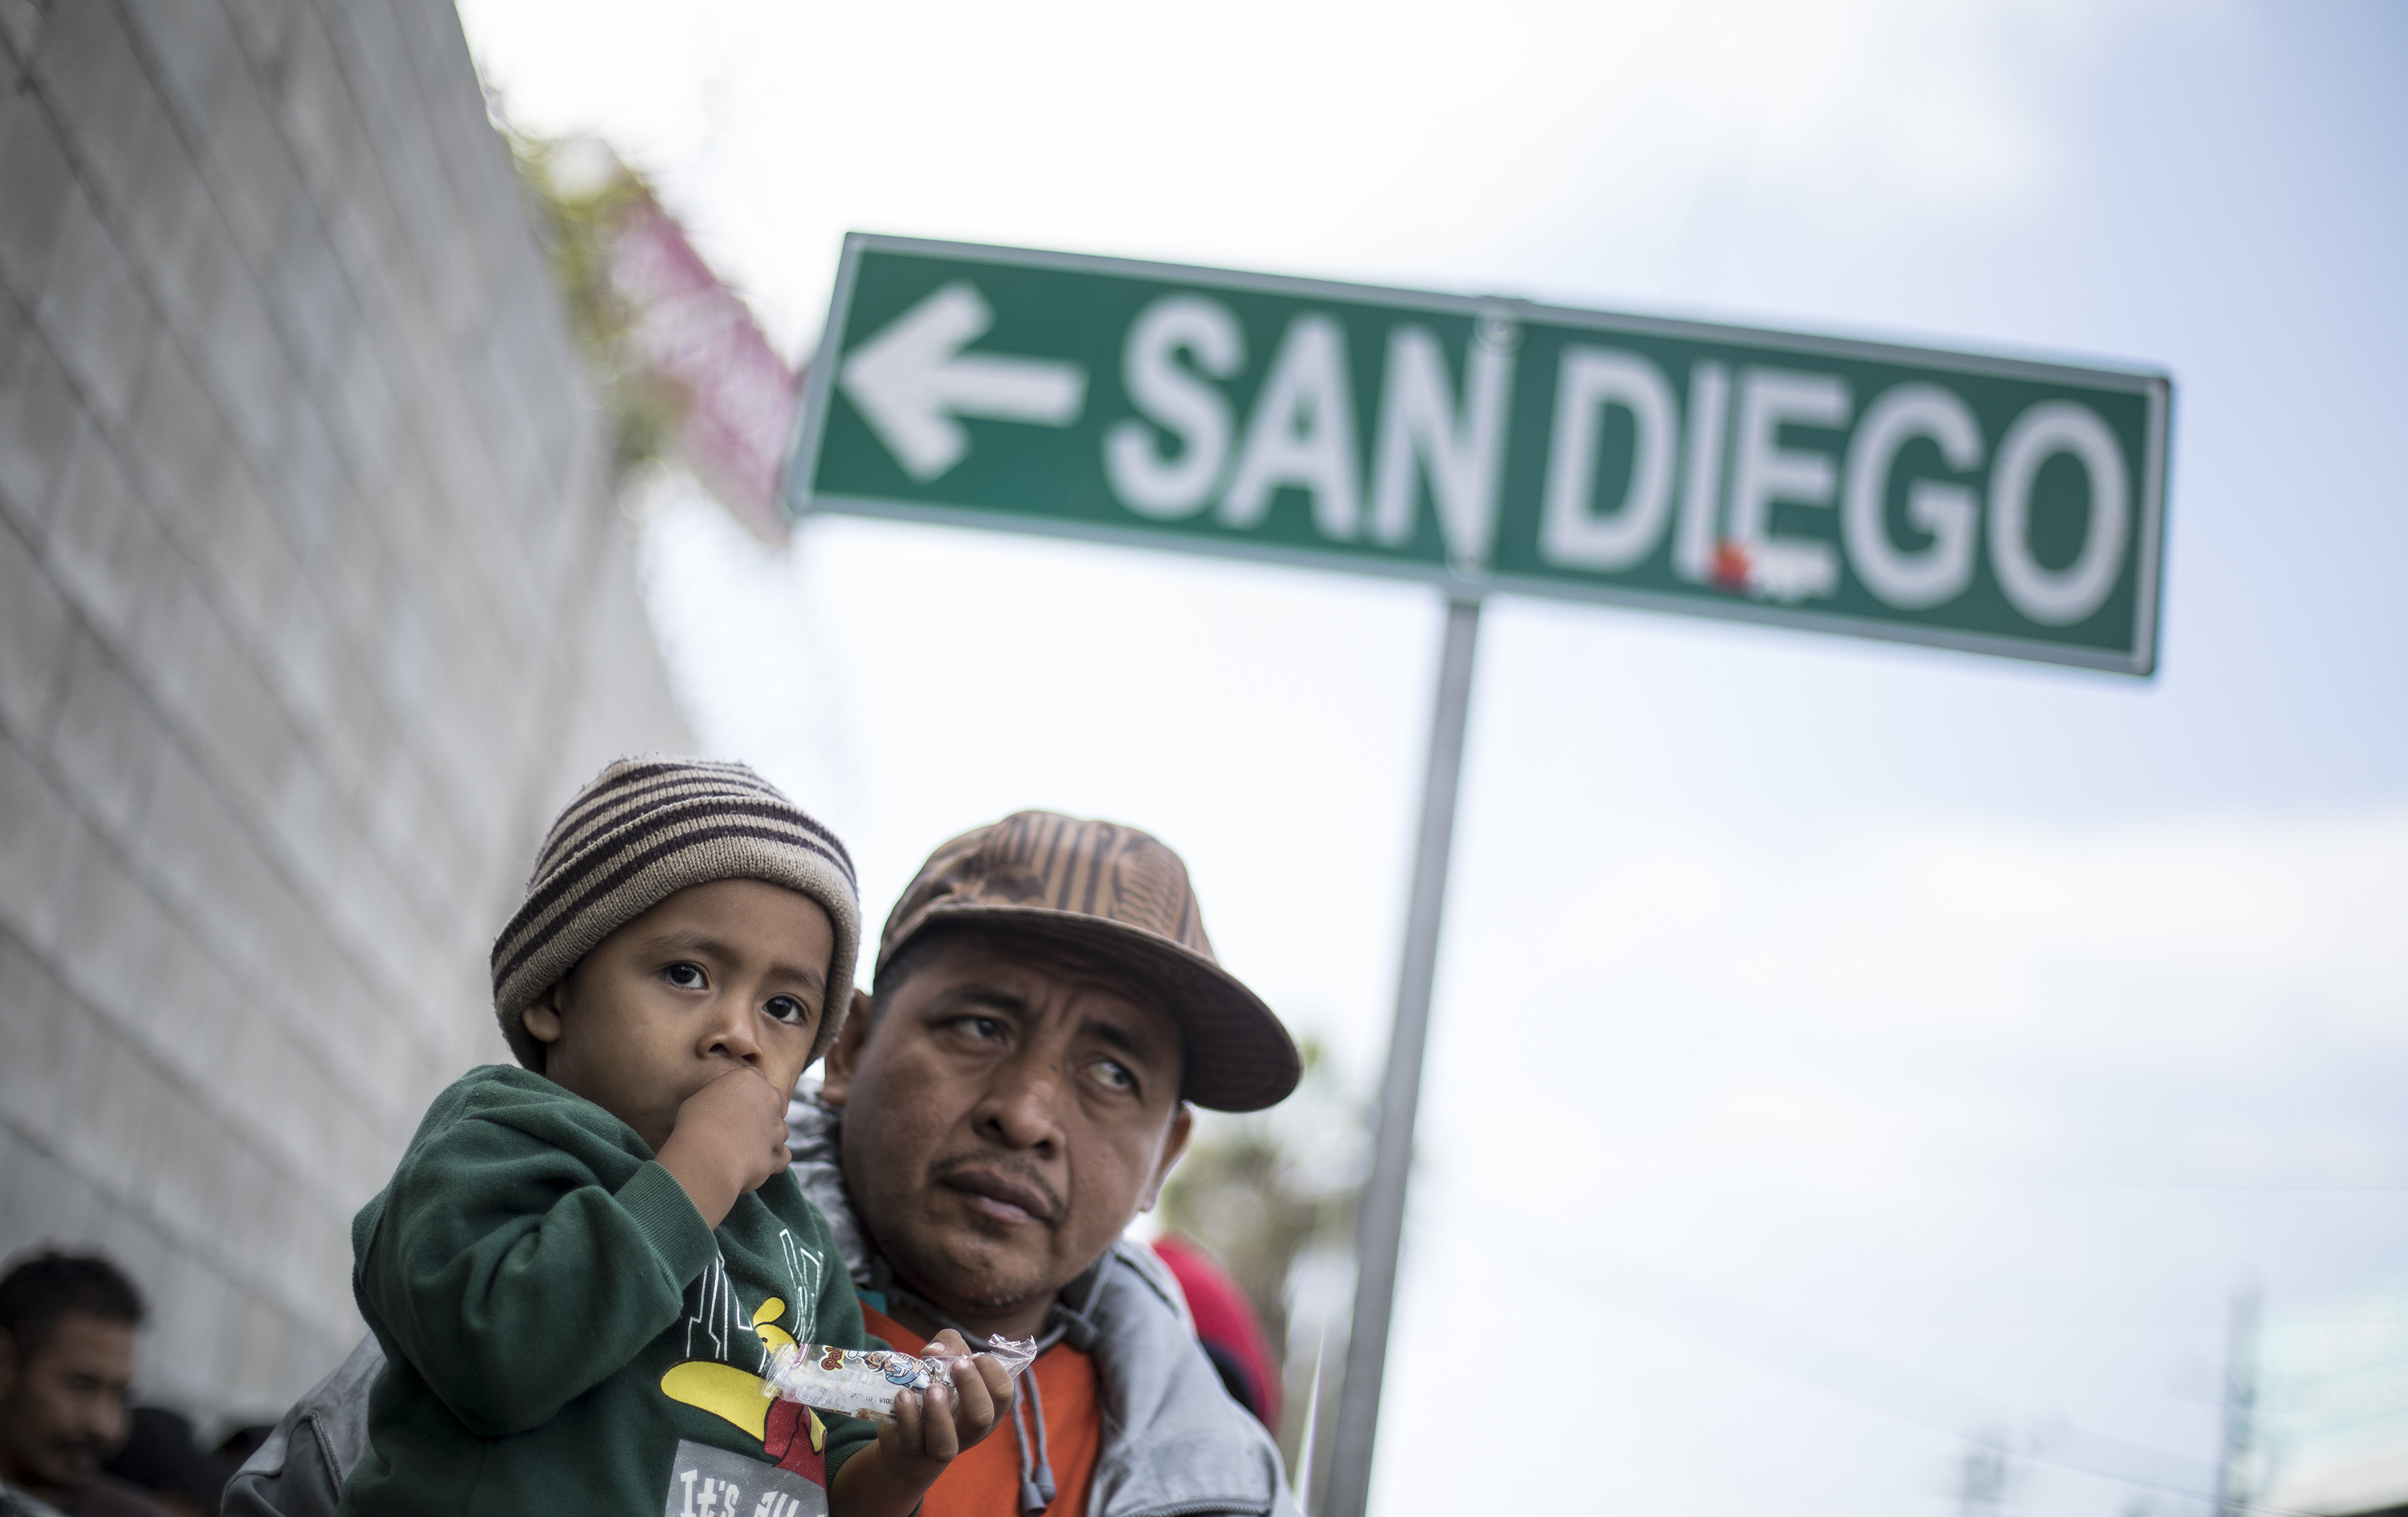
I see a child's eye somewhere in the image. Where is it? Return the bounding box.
[664,962,707,990]
[764,995,809,1026]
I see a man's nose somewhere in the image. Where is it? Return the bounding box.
[82,1395,128,1448]
[976,1049,1066,1154]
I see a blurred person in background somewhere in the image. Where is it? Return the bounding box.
[0,1253,171,1517]
[791,812,1304,1517]
[1149,1235,1280,1428]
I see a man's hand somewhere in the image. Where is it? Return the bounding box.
[831,1329,1019,1516]
[655,1068,791,1229]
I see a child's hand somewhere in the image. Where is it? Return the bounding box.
[655,1068,791,1228]
[885,1330,1015,1466]
[832,1330,1019,1515]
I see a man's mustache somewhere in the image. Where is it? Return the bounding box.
[51,1432,109,1464]
[925,1152,1066,1224]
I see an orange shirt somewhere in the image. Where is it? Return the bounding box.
[860,1303,1100,1517]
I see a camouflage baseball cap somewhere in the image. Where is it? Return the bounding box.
[878,811,1300,1112]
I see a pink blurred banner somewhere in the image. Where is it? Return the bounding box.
[608,197,797,545]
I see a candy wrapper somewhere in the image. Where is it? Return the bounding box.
[761,1337,1038,1422]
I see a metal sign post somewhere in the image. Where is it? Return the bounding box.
[1320,596,1481,1517]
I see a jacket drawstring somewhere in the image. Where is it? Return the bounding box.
[1012,1364,1056,1513]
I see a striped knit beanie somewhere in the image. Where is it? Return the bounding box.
[490,757,861,1072]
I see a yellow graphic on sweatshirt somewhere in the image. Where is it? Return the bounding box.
[752,1295,799,1356]
[661,1278,828,1482]
[661,1299,799,1438]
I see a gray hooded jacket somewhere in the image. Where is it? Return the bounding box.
[787,1093,1303,1517]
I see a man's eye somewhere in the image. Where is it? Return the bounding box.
[665,962,707,990]
[764,995,809,1026]
[1090,1059,1135,1094]
[952,1015,1007,1043]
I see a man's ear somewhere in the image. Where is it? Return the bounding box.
[817,988,876,1108]
[1137,1103,1195,1214]
[520,980,569,1047]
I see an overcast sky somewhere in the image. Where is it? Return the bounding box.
[455,3,2407,1512]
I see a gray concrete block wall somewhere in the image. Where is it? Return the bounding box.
[0,0,693,1426]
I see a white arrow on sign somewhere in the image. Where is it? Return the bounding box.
[837,281,1088,482]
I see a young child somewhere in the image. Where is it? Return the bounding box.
[338,758,1010,1517]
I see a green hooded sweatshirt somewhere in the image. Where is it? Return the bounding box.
[339,1065,876,1517]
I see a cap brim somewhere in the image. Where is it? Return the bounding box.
[902,904,1301,1112]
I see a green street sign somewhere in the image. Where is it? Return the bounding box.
[788,234,2172,674]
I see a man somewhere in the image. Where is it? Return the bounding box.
[788,811,1304,1517]
[228,811,1304,1517]
[0,1253,170,1517]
